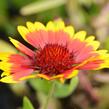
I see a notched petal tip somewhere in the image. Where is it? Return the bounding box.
[26,21,36,32]
[92,41,100,50]
[74,31,87,41]
[46,21,55,31]
[34,22,45,30]
[54,19,65,30]
[85,36,95,42]
[64,26,75,38]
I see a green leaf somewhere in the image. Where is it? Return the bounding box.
[29,78,52,94]
[54,76,79,98]
[23,96,34,109]
[29,76,79,98]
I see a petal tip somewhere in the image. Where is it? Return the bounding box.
[0,76,17,83]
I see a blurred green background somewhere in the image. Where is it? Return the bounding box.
[1,0,109,109]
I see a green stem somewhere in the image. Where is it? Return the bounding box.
[43,81,56,109]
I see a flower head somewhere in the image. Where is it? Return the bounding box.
[0,19,109,83]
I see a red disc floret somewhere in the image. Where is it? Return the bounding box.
[35,44,74,76]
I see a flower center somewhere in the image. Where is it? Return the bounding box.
[35,44,74,76]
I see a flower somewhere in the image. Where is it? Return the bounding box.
[0,19,109,83]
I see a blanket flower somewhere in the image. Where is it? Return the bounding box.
[0,19,109,83]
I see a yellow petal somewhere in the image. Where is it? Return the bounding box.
[54,19,65,30]
[26,21,36,32]
[0,75,17,83]
[1,71,11,77]
[74,31,86,41]
[64,26,75,38]
[97,61,109,69]
[66,70,78,79]
[46,19,65,31]
[96,50,108,54]
[85,35,100,50]
[36,74,50,80]
[17,26,29,41]
[0,62,12,72]
[20,74,36,81]
[51,74,63,79]
[0,52,13,61]
[59,77,65,83]
[34,22,45,30]
[46,21,55,31]
[9,37,19,48]
[90,41,100,50]
[85,36,95,42]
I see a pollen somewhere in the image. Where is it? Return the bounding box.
[35,44,74,76]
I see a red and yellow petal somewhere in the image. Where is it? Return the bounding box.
[0,68,34,83]
[17,26,29,41]
[94,50,109,69]
[26,30,48,48]
[76,49,109,70]
[0,69,34,83]
[17,22,45,42]
[0,53,14,76]
[9,37,35,57]
[65,70,79,79]
[0,53,34,83]
[0,62,12,77]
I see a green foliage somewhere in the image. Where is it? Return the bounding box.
[36,5,67,23]
[104,37,109,50]
[0,0,8,15]
[87,3,100,16]
[0,0,8,26]
[29,76,79,98]
[54,77,79,97]
[23,96,34,109]
[12,0,37,8]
